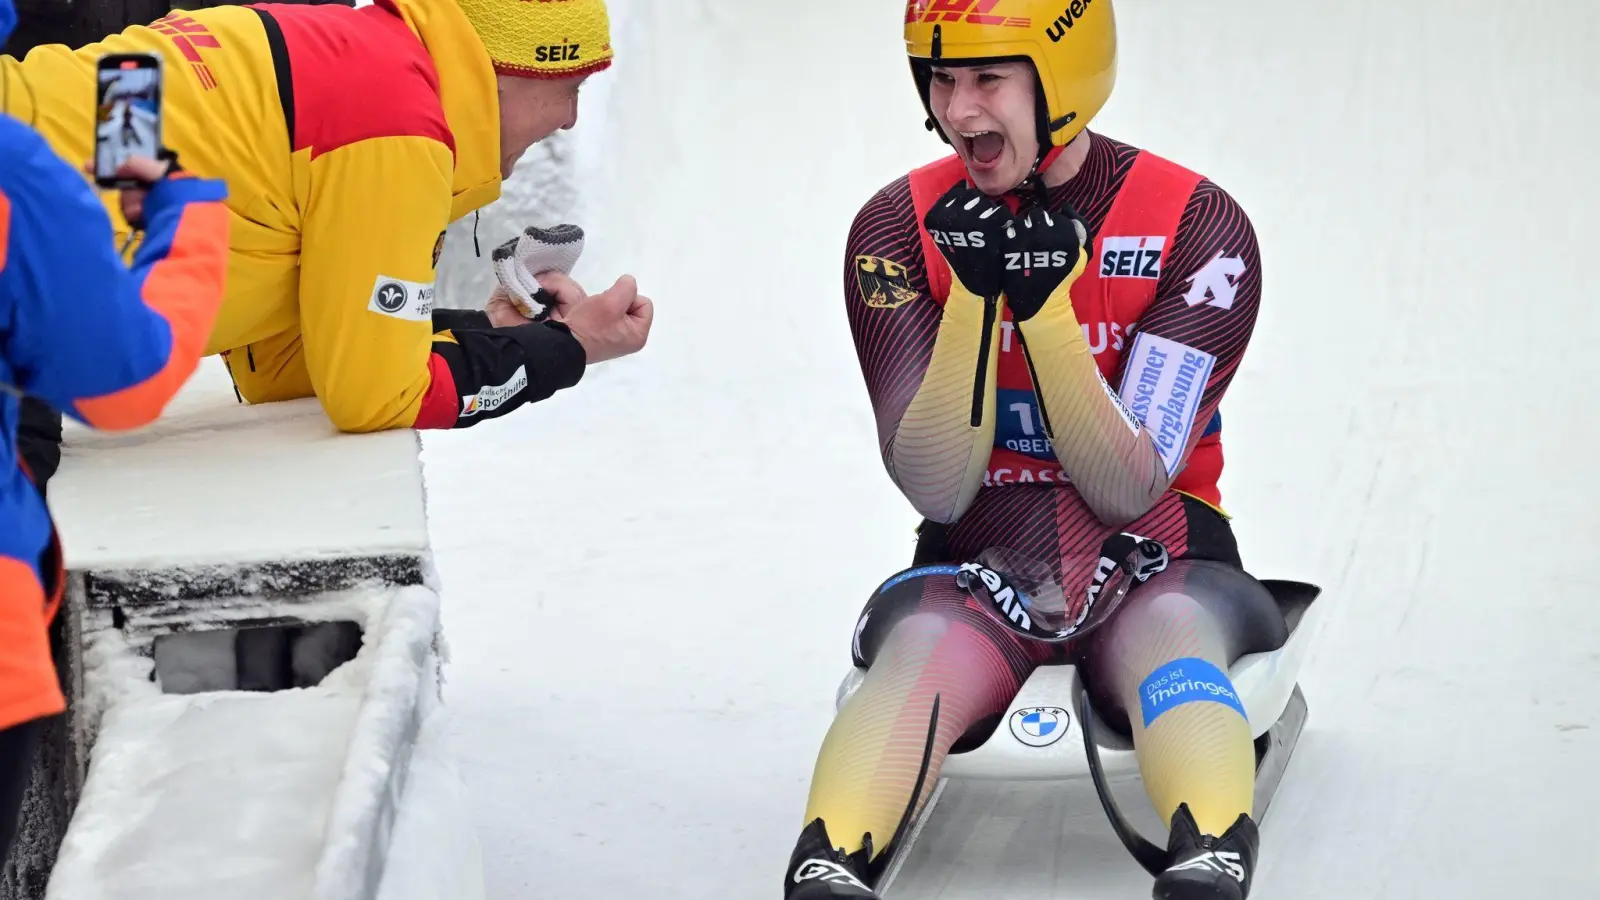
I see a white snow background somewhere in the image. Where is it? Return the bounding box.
[415,1,1600,898]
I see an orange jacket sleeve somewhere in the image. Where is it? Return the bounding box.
[0,121,229,430]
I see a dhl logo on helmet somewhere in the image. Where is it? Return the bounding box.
[904,0,1032,29]
[905,0,1101,41]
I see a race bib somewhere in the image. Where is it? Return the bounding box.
[994,388,1054,461]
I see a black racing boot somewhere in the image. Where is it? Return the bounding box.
[783,818,878,899]
[1152,803,1259,900]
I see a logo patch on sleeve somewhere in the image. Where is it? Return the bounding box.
[1097,370,1143,434]
[460,366,528,418]
[368,276,435,322]
[1118,333,1214,475]
[855,255,919,309]
[1181,251,1247,310]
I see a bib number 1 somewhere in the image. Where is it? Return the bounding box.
[996,388,1053,460]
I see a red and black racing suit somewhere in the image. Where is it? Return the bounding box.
[801,132,1284,872]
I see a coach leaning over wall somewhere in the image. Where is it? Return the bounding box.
[0,0,651,486]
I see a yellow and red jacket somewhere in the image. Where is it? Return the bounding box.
[1,0,586,433]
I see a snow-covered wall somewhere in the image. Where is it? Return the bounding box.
[45,584,446,900]
[13,356,463,900]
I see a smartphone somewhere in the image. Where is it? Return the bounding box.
[93,53,164,189]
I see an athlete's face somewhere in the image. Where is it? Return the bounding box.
[926,62,1040,196]
[497,74,588,179]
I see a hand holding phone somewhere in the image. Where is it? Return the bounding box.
[93,52,164,190]
[114,155,179,228]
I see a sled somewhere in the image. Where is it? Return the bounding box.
[830,578,1325,898]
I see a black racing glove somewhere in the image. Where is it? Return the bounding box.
[998,201,1089,321]
[922,181,1012,300]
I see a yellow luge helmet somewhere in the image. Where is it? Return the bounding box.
[905,0,1116,156]
[456,0,615,79]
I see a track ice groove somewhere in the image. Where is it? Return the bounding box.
[423,2,1600,898]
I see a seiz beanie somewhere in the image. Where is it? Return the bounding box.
[455,0,614,80]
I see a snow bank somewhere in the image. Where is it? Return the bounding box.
[372,658,485,900]
[46,585,447,900]
[47,685,360,900]
[311,586,443,900]
[29,357,470,900]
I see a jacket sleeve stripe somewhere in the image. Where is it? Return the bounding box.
[75,178,231,430]
[414,347,461,429]
[0,190,11,273]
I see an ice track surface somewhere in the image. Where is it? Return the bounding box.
[420,2,1600,898]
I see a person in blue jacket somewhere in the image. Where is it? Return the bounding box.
[0,0,232,864]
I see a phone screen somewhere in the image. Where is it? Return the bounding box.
[93,55,163,186]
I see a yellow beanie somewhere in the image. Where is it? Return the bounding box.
[455,0,614,80]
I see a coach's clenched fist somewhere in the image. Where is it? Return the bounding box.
[560,275,653,364]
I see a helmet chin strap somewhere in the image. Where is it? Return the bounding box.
[1002,142,1068,207]
[1013,75,1071,203]
[1035,143,1068,177]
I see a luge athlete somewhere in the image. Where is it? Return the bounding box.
[784,4,1286,899]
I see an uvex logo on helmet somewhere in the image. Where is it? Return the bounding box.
[1046,0,1094,42]
[904,0,1032,29]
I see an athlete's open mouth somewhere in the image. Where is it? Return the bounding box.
[960,130,1006,166]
